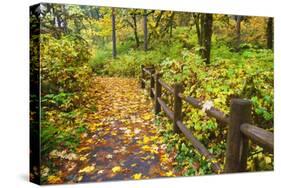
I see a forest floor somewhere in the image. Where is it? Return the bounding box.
[54,77,178,183]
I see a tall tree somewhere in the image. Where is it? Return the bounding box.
[132,13,140,47]
[202,14,213,64]
[234,16,243,51]
[143,9,148,51]
[168,12,175,38]
[193,13,201,46]
[123,10,141,48]
[266,17,274,50]
[61,4,68,33]
[112,8,117,58]
[194,13,213,64]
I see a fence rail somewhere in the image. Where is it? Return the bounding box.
[140,66,274,173]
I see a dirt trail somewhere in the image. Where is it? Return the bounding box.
[61,77,177,183]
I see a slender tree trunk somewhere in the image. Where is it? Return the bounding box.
[200,14,205,47]
[193,14,201,46]
[198,14,205,57]
[169,12,175,38]
[51,7,56,27]
[112,8,117,58]
[143,10,148,51]
[202,14,213,64]
[267,17,274,50]
[235,16,242,51]
[61,5,67,33]
[132,14,140,47]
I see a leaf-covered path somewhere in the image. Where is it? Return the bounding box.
[59,77,177,183]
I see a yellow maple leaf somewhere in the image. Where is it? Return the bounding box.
[79,165,95,173]
[112,166,122,173]
[132,173,142,180]
[47,175,62,184]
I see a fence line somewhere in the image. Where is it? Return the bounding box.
[140,66,273,173]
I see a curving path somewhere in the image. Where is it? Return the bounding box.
[56,77,177,183]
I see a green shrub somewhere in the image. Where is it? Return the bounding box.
[158,44,273,172]
[40,34,93,159]
[89,48,111,74]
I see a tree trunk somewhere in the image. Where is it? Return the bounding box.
[235,16,242,51]
[143,10,148,51]
[193,14,201,46]
[200,14,205,47]
[169,12,175,38]
[112,8,117,58]
[202,14,213,64]
[266,17,274,50]
[132,14,140,47]
[61,4,68,33]
[132,14,140,48]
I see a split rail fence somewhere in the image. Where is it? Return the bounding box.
[140,65,273,173]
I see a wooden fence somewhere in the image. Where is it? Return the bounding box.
[140,65,274,173]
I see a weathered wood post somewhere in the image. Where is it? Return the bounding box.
[150,68,155,98]
[154,72,162,114]
[173,83,183,134]
[140,65,145,89]
[225,98,252,173]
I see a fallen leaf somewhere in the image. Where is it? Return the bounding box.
[77,146,91,153]
[134,128,141,134]
[77,176,83,182]
[132,173,142,180]
[47,175,62,184]
[112,166,122,173]
[141,145,151,151]
[202,100,214,112]
[143,136,150,144]
[106,154,113,159]
[79,165,95,174]
[41,167,49,177]
[143,113,152,120]
[165,171,174,177]
[80,156,87,161]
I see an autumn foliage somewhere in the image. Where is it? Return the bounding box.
[30,3,273,184]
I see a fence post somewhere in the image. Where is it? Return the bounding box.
[140,65,145,89]
[150,68,155,98]
[173,83,183,134]
[225,98,252,173]
[154,72,162,114]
